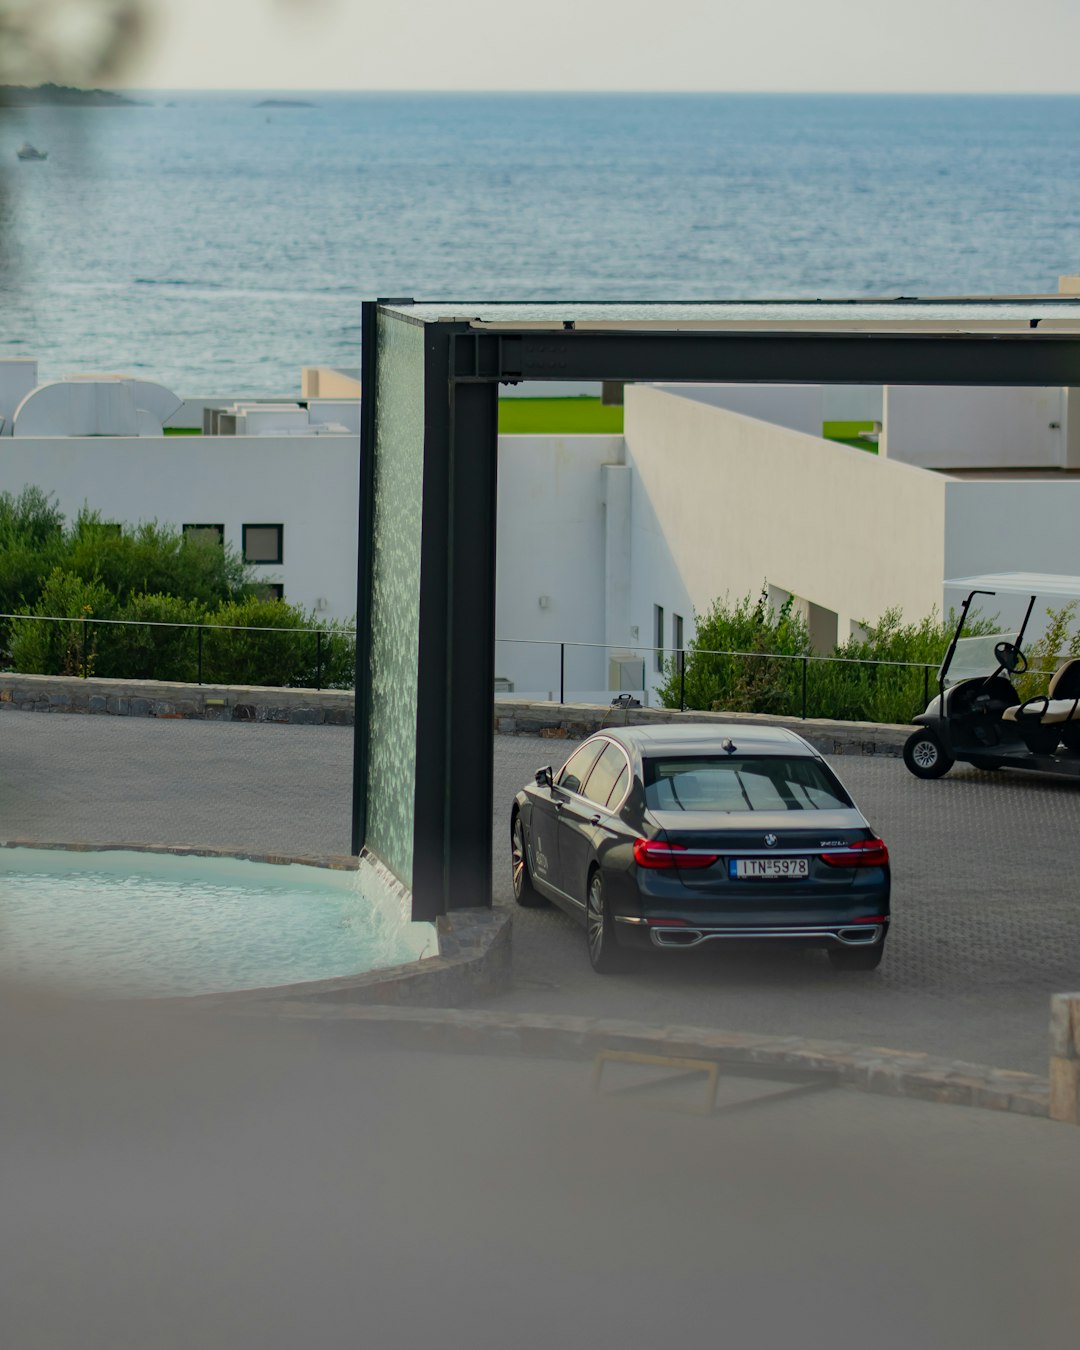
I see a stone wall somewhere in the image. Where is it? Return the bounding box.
[0,673,914,754]
[0,673,353,726]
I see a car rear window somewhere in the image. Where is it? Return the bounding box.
[642,756,852,812]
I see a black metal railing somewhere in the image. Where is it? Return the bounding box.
[0,613,356,692]
[494,637,941,724]
[2,615,944,722]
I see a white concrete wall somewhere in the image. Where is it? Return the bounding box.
[0,435,360,621]
[883,386,1066,469]
[624,386,948,691]
[821,385,884,423]
[655,383,885,436]
[658,384,823,437]
[0,360,39,435]
[494,434,623,698]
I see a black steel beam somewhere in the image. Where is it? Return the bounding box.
[452,329,1080,387]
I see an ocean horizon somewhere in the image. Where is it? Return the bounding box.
[2,90,1079,395]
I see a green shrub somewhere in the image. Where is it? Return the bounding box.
[290,616,356,690]
[1014,601,1080,702]
[198,597,313,688]
[66,512,249,608]
[810,608,970,724]
[0,488,67,647]
[657,587,809,714]
[8,568,116,676]
[660,593,1001,724]
[96,592,206,682]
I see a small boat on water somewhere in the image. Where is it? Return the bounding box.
[16,143,47,161]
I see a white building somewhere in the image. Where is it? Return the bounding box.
[4,356,1080,698]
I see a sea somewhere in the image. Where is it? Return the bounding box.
[2,91,1079,397]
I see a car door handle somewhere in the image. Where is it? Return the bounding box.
[589,814,602,826]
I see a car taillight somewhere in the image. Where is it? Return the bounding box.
[632,839,720,870]
[820,838,889,868]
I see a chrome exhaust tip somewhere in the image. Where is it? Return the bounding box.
[836,926,881,946]
[650,928,705,948]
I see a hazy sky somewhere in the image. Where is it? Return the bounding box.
[127,0,1080,93]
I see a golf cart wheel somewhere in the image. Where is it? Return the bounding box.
[903,730,954,779]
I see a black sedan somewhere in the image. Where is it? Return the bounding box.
[511,724,890,973]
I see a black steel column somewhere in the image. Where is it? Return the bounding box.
[444,377,499,909]
[410,325,456,920]
[410,328,499,917]
[350,300,380,858]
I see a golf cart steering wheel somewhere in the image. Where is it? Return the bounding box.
[994,641,1028,675]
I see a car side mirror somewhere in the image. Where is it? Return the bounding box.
[535,766,553,789]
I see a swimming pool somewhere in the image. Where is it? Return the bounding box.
[0,847,437,997]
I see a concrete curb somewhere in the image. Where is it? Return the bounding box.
[226,1003,1051,1119]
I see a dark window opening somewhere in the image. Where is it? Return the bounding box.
[243,523,284,565]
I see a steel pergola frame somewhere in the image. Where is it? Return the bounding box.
[352,299,1080,921]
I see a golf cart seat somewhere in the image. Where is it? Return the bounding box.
[1002,658,1080,748]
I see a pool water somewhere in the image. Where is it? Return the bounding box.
[0,848,436,997]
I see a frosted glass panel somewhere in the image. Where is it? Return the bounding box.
[365,313,425,888]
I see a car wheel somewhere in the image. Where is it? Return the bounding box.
[511,812,547,908]
[828,942,885,972]
[586,869,628,973]
[903,730,954,779]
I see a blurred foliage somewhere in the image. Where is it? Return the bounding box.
[0,1,149,88]
[1014,601,1080,702]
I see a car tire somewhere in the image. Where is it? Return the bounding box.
[827,942,885,972]
[903,730,954,779]
[511,812,547,908]
[586,868,629,973]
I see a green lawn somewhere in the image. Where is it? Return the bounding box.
[498,397,623,434]
[164,427,202,435]
[823,420,878,453]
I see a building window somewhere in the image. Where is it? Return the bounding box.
[242,524,283,565]
[673,613,684,655]
[654,604,664,672]
[183,523,224,546]
[255,583,285,602]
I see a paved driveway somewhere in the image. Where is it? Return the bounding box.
[3,709,1078,1072]
[492,736,1080,1075]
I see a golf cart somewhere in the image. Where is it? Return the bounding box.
[903,573,1080,780]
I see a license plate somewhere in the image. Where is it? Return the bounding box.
[731,857,809,880]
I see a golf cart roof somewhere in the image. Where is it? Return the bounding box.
[945,572,1080,599]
